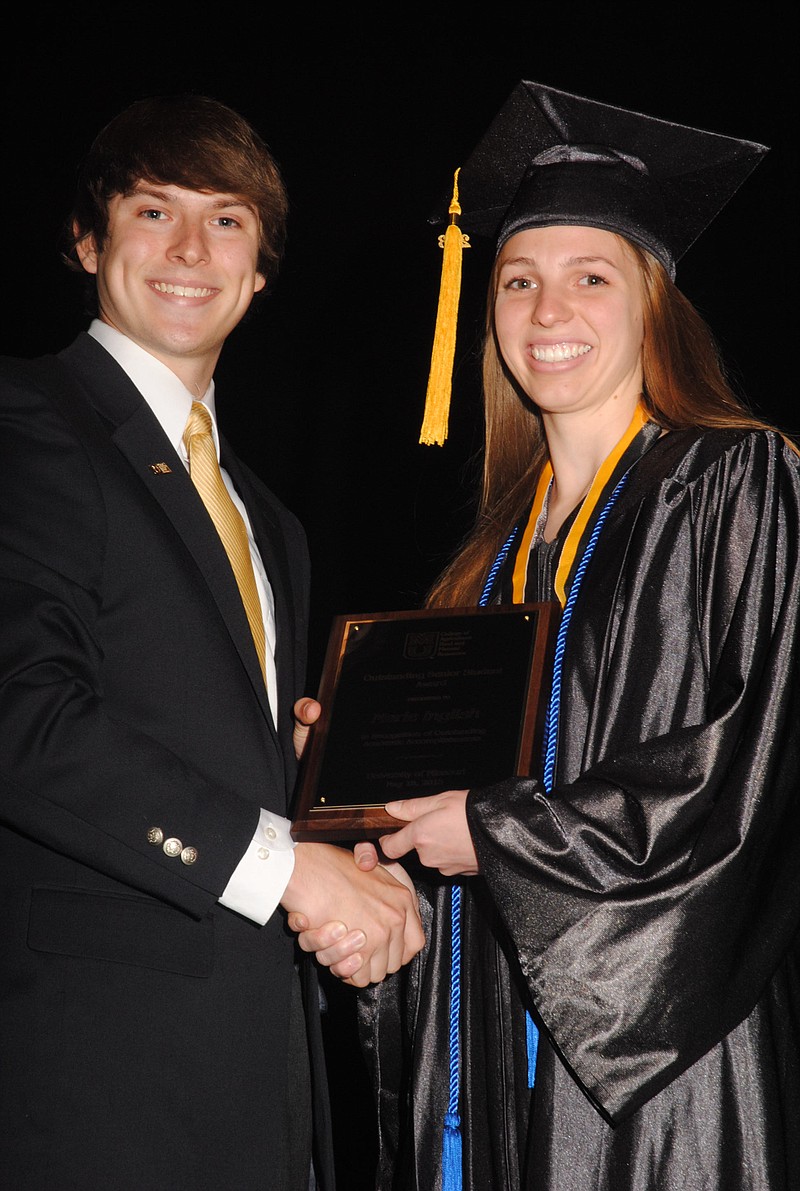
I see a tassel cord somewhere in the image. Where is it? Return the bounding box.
[441,523,523,1190]
[420,168,470,447]
[542,471,631,790]
[442,885,463,1191]
[441,472,630,1186]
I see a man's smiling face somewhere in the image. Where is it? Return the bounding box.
[76,182,266,389]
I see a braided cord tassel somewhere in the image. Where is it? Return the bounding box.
[420,169,471,447]
[535,471,631,1087]
[442,884,463,1191]
[439,468,627,1183]
[542,473,630,789]
[441,526,519,1190]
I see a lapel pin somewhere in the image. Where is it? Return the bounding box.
[149,462,173,474]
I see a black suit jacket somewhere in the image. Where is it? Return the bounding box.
[0,334,334,1190]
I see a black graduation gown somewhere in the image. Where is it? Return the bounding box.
[359,426,800,1190]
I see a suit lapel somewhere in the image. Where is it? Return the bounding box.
[56,335,278,740]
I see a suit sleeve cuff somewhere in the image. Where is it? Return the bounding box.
[218,808,296,924]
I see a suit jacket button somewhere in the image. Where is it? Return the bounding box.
[147,827,164,846]
[180,846,198,866]
[163,837,183,858]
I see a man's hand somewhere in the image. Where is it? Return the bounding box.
[378,790,478,876]
[282,843,424,987]
[292,697,321,761]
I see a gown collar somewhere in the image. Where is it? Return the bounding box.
[511,405,663,607]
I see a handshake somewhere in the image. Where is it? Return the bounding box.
[282,698,479,986]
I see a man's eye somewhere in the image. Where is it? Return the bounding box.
[214,216,240,229]
[141,209,166,220]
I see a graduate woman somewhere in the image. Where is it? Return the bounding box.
[293,82,800,1190]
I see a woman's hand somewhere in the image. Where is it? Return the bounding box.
[378,790,478,876]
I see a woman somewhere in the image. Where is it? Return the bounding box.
[294,82,800,1190]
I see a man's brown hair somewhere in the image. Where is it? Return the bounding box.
[65,93,288,286]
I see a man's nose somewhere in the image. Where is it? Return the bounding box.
[167,222,209,267]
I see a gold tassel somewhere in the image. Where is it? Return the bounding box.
[419,169,469,446]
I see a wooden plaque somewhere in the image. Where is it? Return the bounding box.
[292,603,558,841]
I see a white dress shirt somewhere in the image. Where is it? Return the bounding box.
[88,320,296,923]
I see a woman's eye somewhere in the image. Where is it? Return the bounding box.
[506,276,535,291]
[579,273,607,287]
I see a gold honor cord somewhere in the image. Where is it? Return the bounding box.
[513,404,650,608]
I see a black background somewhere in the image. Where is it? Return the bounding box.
[3,10,796,1186]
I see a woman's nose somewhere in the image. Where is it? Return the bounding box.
[531,284,571,327]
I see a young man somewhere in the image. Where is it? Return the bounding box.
[0,94,423,1191]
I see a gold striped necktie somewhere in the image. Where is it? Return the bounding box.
[183,402,267,685]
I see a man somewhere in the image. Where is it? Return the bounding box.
[0,93,423,1191]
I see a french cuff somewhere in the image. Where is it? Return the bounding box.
[218,808,296,924]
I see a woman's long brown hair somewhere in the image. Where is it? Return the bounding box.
[427,240,776,608]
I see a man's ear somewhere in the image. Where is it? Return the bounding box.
[74,223,99,275]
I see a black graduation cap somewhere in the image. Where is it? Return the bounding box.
[419,80,768,445]
[450,80,768,274]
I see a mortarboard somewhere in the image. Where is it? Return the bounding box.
[420,80,768,446]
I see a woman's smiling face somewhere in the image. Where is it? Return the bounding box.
[493,224,646,424]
